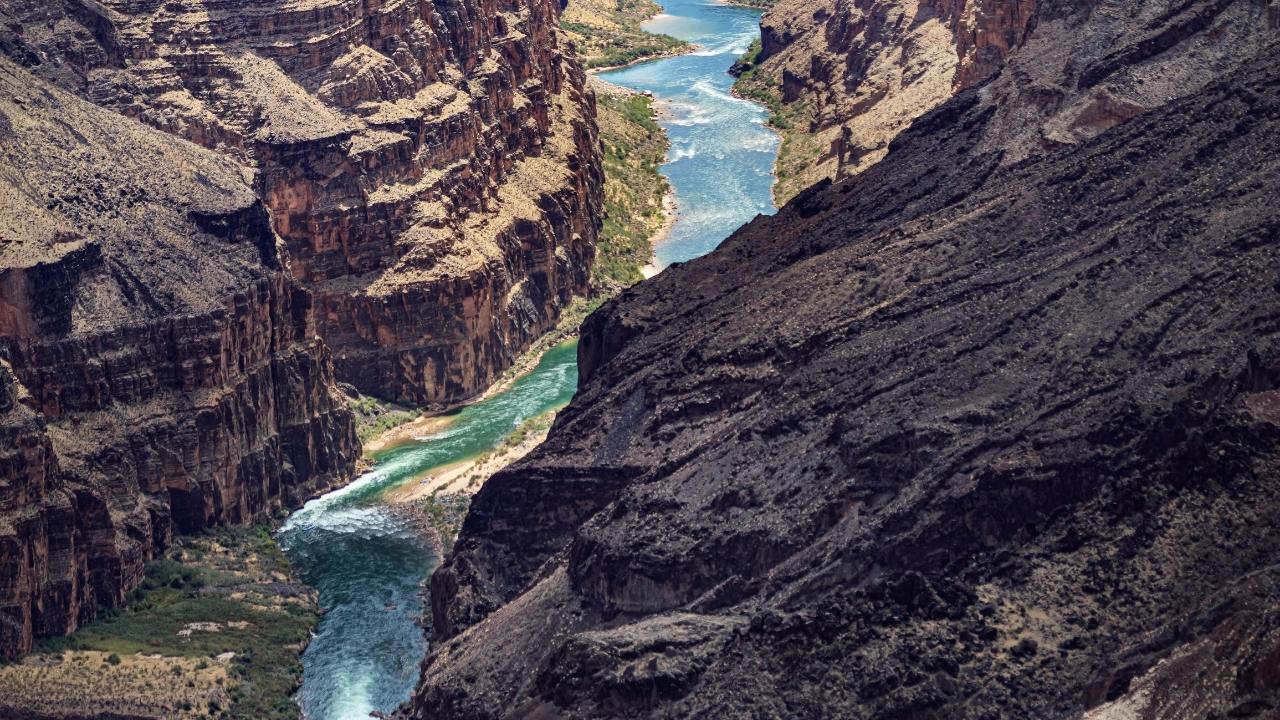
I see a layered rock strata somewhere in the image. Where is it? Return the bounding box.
[405,31,1280,720]
[753,0,1276,196]
[0,59,360,660]
[1,0,604,405]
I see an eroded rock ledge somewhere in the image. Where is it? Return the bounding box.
[405,29,1280,720]
[0,58,360,660]
[2,0,605,406]
[753,0,1276,198]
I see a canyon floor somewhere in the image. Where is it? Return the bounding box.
[0,528,317,720]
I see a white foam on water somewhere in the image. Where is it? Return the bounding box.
[735,131,778,152]
[664,102,716,126]
[329,669,376,720]
[674,203,748,231]
[669,142,699,161]
[686,26,759,55]
[280,469,388,533]
[689,78,760,109]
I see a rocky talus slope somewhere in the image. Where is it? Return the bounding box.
[1,0,604,406]
[0,59,360,660]
[404,28,1280,720]
[749,0,1277,201]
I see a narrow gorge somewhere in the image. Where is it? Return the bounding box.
[278,1,783,716]
[0,0,604,694]
[1,0,1278,718]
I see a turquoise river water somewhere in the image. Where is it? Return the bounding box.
[277,2,776,717]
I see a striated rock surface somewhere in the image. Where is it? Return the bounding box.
[1,0,604,406]
[404,30,1280,720]
[751,0,1276,200]
[0,59,360,660]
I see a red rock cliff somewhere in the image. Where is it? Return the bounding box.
[2,0,604,406]
[0,59,361,660]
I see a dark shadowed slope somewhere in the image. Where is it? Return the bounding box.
[404,40,1280,720]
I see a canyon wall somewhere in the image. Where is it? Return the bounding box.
[0,58,361,659]
[0,0,603,658]
[752,0,1276,198]
[405,10,1280,720]
[1,0,604,406]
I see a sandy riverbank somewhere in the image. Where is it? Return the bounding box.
[382,413,554,503]
[642,190,678,278]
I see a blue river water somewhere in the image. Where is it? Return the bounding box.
[602,0,777,267]
[277,2,777,717]
[277,343,579,720]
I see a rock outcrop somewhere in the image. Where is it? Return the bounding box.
[404,23,1280,720]
[1,0,604,406]
[0,59,360,660]
[752,0,1276,197]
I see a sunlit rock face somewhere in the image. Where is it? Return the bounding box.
[1,0,604,406]
[402,25,1280,720]
[754,0,1275,192]
[0,0,601,662]
[0,58,361,660]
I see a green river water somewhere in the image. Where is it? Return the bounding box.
[278,0,777,715]
[276,342,578,719]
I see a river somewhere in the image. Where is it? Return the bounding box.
[603,0,778,267]
[277,2,776,718]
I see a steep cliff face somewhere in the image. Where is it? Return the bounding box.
[750,0,1275,200]
[0,59,360,660]
[404,30,1280,720]
[1,0,604,406]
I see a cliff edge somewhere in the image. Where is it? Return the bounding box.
[407,18,1280,720]
[2,0,605,406]
[0,58,360,660]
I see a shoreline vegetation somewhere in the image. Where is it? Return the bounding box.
[560,0,690,69]
[371,76,678,548]
[730,37,820,205]
[356,5,685,553]
[0,526,318,720]
[591,78,675,290]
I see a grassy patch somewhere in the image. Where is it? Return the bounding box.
[731,39,823,205]
[563,20,688,69]
[18,527,319,720]
[561,0,690,69]
[595,93,671,290]
[347,393,419,444]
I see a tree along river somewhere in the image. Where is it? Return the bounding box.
[277,2,777,717]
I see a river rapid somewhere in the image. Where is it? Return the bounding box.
[278,2,776,718]
[603,0,778,267]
